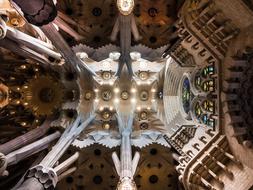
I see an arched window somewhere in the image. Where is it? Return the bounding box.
[195,75,202,89]
[194,64,216,93]
[192,63,217,127]
[202,114,215,127]
[194,101,216,128]
[194,102,202,120]
[202,64,215,78]
[202,100,215,113]
[202,79,214,92]
[182,78,191,114]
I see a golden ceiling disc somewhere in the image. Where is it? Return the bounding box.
[21,75,64,116]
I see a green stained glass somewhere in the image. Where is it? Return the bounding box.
[202,64,215,78]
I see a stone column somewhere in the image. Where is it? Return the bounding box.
[0,131,60,177]
[6,131,61,166]
[120,129,133,179]
[16,114,95,190]
[0,121,51,155]
[0,122,57,176]
[40,23,95,76]
[118,14,133,76]
[113,112,139,190]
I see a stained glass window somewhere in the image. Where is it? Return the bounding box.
[203,100,215,113]
[202,79,214,92]
[194,102,216,127]
[202,64,215,78]
[195,75,202,89]
[202,114,215,127]
[195,64,216,93]
[191,64,217,127]
[208,118,215,128]
[194,102,202,119]
[182,78,191,114]
[202,114,208,124]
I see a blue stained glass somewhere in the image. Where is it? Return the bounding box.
[202,114,208,124]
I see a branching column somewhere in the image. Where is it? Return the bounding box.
[121,129,133,179]
[16,114,95,190]
[111,9,141,76]
[118,14,133,76]
[0,122,51,155]
[0,122,56,176]
[41,23,96,76]
[112,112,140,190]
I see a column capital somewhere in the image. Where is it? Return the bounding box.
[26,165,58,190]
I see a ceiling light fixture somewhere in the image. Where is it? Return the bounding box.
[102,122,110,130]
[130,88,137,93]
[151,88,156,93]
[114,87,120,93]
[109,81,114,86]
[131,98,136,104]
[114,98,120,104]
[102,71,112,80]
[117,0,135,16]
[139,71,149,81]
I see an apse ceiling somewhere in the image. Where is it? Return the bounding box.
[0,0,188,137]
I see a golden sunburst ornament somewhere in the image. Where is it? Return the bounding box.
[21,75,64,116]
[117,0,135,15]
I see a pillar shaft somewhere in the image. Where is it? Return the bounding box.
[6,131,60,166]
[40,115,94,167]
[16,115,95,190]
[41,23,95,76]
[117,14,133,75]
[0,122,50,155]
[120,131,132,179]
